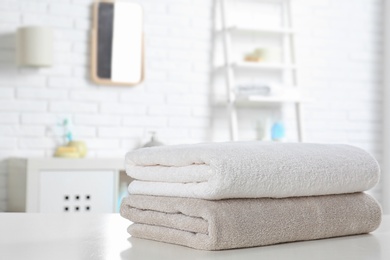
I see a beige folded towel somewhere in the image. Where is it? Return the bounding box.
[120,193,381,250]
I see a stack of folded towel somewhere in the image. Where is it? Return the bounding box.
[120,142,382,250]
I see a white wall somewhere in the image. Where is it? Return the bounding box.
[0,0,213,211]
[382,0,390,214]
[293,0,383,201]
[0,0,384,211]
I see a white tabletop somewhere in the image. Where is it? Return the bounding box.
[0,213,389,260]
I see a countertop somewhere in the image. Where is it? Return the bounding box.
[0,213,389,260]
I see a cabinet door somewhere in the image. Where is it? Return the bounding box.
[39,171,115,213]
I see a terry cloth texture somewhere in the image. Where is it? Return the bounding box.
[125,142,380,199]
[120,193,382,250]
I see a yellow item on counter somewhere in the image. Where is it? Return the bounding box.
[54,146,81,158]
[68,141,88,158]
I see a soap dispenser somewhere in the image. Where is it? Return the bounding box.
[142,132,164,148]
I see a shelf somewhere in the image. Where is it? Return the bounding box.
[235,61,297,70]
[239,95,310,103]
[215,62,297,72]
[218,26,295,35]
[214,95,311,107]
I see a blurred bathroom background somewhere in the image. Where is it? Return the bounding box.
[0,0,389,213]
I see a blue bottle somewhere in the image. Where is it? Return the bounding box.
[271,122,285,141]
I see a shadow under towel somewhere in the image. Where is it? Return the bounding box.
[120,193,382,250]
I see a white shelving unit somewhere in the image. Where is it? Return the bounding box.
[214,0,306,142]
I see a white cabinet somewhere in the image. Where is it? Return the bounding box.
[39,170,115,213]
[8,158,126,213]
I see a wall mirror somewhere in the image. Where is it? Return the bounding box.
[91,0,144,86]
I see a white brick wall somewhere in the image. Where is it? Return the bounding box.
[0,0,213,211]
[292,0,383,175]
[0,0,384,211]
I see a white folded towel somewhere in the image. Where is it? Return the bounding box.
[125,142,380,200]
